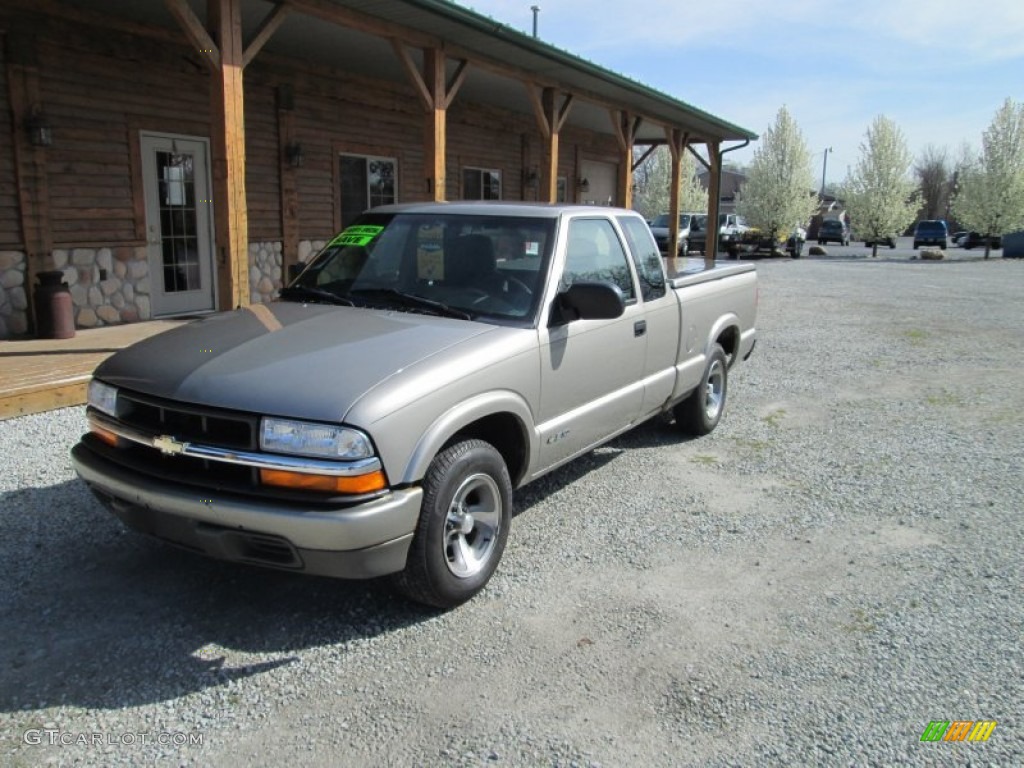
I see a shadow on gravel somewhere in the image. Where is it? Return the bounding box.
[0,427,675,714]
[0,480,437,713]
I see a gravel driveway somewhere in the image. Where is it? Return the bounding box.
[1,256,1021,767]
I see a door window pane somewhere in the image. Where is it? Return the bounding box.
[156,151,200,293]
[564,218,636,300]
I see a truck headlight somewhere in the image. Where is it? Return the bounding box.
[260,417,374,460]
[88,379,119,417]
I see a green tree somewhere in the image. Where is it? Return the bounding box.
[915,144,952,221]
[840,115,920,257]
[632,145,708,221]
[952,98,1024,258]
[735,106,817,246]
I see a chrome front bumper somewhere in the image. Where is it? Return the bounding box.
[71,442,422,579]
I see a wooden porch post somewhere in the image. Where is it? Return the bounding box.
[525,86,573,203]
[392,42,467,202]
[665,127,689,260]
[705,141,722,266]
[6,30,53,334]
[609,110,642,208]
[208,0,249,308]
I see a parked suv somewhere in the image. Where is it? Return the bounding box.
[913,220,948,249]
[648,212,704,256]
[817,219,850,246]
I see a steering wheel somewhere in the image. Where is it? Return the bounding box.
[491,274,533,302]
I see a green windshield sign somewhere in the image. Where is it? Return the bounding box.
[329,225,383,248]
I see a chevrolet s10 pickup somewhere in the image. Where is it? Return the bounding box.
[72,202,758,607]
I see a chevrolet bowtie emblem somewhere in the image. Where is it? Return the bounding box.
[153,435,187,456]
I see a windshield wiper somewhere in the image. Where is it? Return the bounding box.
[349,287,473,320]
[278,285,355,306]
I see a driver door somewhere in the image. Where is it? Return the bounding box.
[535,217,647,471]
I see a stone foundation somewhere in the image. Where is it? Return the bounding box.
[53,246,152,329]
[249,241,283,305]
[1,239,333,337]
[298,239,328,265]
[0,250,29,339]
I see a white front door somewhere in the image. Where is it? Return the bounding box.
[578,159,617,206]
[141,133,216,315]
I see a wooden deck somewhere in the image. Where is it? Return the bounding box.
[0,320,187,420]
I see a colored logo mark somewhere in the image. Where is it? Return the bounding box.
[920,720,996,742]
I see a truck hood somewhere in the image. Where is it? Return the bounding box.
[94,302,496,422]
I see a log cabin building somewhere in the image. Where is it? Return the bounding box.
[0,0,755,339]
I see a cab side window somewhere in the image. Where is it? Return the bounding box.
[563,218,636,302]
[617,216,666,301]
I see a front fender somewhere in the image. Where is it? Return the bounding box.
[399,390,537,486]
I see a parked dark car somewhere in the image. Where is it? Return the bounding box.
[817,219,850,246]
[951,231,967,246]
[961,232,1002,250]
[863,235,897,249]
[913,220,948,249]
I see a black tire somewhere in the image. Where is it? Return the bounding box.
[674,344,728,436]
[391,439,511,609]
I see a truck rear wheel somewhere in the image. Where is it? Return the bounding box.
[674,344,728,436]
[391,439,511,608]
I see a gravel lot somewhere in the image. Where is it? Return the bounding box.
[1,253,1022,766]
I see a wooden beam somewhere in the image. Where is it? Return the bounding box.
[687,144,711,172]
[632,143,658,172]
[208,0,250,308]
[540,88,559,203]
[609,110,641,208]
[277,86,299,280]
[165,0,221,71]
[524,84,551,139]
[665,128,689,260]
[390,39,434,110]
[6,34,53,335]
[442,59,468,109]
[242,4,291,69]
[423,48,447,201]
[705,142,721,265]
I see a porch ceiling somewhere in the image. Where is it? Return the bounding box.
[58,0,756,146]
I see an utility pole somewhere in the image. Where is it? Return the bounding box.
[820,146,832,198]
[531,5,540,38]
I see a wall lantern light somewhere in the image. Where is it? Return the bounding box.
[285,142,304,168]
[26,110,53,147]
[577,177,589,192]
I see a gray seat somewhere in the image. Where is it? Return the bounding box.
[447,234,497,288]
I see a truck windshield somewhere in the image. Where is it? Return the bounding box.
[285,212,556,324]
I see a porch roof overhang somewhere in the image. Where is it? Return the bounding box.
[45,0,756,147]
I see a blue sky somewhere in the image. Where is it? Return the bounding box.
[456,0,1024,187]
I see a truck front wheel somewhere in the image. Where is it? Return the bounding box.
[391,439,511,608]
[674,344,728,436]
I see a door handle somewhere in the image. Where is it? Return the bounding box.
[634,320,647,337]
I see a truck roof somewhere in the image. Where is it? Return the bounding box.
[369,201,641,219]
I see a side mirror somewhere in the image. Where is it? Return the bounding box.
[287,262,305,283]
[552,280,625,324]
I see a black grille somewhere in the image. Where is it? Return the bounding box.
[117,390,257,450]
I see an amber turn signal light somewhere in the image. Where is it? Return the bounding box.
[259,468,386,494]
[91,425,120,447]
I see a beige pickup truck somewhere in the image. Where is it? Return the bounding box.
[72,202,757,607]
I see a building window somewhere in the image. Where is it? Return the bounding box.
[463,168,502,200]
[556,176,567,203]
[340,154,397,228]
